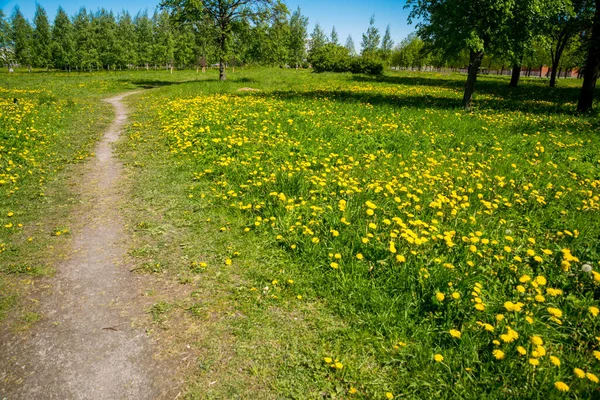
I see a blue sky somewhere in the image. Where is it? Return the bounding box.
[0,0,414,48]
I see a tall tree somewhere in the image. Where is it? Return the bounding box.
[135,11,153,69]
[288,7,308,68]
[93,9,117,70]
[345,35,356,55]
[174,19,196,67]
[73,8,97,71]
[309,22,327,61]
[51,7,75,71]
[161,0,275,81]
[266,2,290,66]
[11,8,33,69]
[361,15,380,56]
[330,26,339,45]
[152,10,175,68]
[407,0,516,110]
[547,0,595,87]
[0,10,13,68]
[380,24,394,64]
[115,11,137,68]
[577,0,600,112]
[32,4,52,68]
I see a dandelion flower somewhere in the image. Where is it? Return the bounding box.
[586,372,599,383]
[434,354,444,362]
[449,329,461,339]
[554,382,569,392]
[574,368,586,378]
[529,358,540,366]
[493,349,505,360]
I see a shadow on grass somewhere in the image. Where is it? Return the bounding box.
[254,88,582,116]
[350,74,587,115]
[125,78,215,89]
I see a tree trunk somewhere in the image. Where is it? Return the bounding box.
[463,50,484,110]
[510,64,521,87]
[500,65,505,76]
[550,36,568,88]
[577,0,600,112]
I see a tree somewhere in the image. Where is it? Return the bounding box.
[174,21,196,67]
[115,12,137,68]
[161,0,275,81]
[11,8,33,69]
[93,9,117,70]
[407,0,516,110]
[361,15,380,56]
[309,22,327,61]
[0,10,13,68]
[547,0,595,87]
[392,33,426,69]
[288,7,308,68]
[330,26,339,45]
[152,10,175,69]
[380,24,394,64]
[73,8,97,71]
[265,2,290,66]
[499,0,557,87]
[51,7,75,71]
[577,0,600,112]
[345,35,356,56]
[32,4,52,68]
[135,11,153,69]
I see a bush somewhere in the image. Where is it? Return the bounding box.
[350,57,384,75]
[310,44,383,75]
[311,44,351,73]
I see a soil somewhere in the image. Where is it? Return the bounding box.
[0,92,179,399]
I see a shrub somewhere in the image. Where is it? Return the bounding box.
[311,44,351,73]
[350,57,384,75]
[311,44,383,75]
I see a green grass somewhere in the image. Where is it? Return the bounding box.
[2,67,599,398]
[0,69,208,326]
[116,68,600,398]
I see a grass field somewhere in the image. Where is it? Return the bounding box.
[2,67,600,398]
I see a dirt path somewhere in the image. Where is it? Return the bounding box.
[0,92,177,399]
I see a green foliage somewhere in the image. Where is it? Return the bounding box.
[32,4,52,68]
[308,22,327,62]
[288,7,308,67]
[360,15,380,56]
[311,43,351,72]
[11,8,33,68]
[311,43,383,75]
[51,8,75,70]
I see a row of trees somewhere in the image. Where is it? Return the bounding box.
[406,0,600,112]
[391,34,583,80]
[0,2,396,78]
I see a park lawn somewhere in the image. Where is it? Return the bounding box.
[118,67,600,398]
[0,69,198,327]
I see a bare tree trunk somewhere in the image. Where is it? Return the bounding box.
[577,0,600,112]
[463,50,484,110]
[510,64,521,87]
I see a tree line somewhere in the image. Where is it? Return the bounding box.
[0,2,395,77]
[406,0,600,112]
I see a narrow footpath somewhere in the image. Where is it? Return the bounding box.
[0,92,176,399]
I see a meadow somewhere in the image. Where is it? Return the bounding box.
[2,68,599,398]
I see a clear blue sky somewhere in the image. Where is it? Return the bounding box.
[0,0,414,48]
